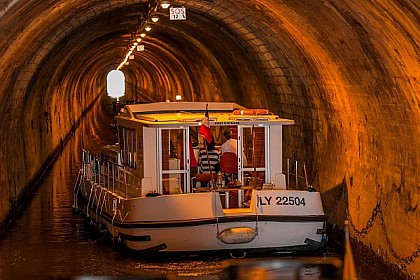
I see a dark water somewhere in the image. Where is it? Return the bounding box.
[0,105,383,280]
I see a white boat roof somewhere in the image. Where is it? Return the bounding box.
[117,102,295,126]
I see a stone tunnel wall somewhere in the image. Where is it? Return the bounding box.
[0,0,419,278]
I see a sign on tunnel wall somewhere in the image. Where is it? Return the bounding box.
[170,7,186,20]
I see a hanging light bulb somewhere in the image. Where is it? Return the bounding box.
[145,26,152,32]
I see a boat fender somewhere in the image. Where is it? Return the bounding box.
[217,227,257,244]
[233,109,270,115]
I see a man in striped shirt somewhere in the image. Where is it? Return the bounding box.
[198,139,220,174]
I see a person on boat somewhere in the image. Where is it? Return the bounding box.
[221,129,247,167]
[198,138,220,176]
[221,129,237,155]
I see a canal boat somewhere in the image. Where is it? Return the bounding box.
[73,101,327,255]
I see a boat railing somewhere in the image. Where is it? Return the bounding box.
[283,158,309,190]
[81,150,141,199]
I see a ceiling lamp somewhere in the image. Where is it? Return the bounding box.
[136,38,142,42]
[151,16,159,23]
[107,70,125,99]
[160,1,170,9]
[140,33,146,37]
[145,26,152,32]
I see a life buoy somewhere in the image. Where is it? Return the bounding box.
[233,109,270,115]
[217,227,257,244]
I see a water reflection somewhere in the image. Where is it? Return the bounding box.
[0,105,225,280]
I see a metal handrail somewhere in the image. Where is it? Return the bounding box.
[284,158,309,190]
[81,150,141,198]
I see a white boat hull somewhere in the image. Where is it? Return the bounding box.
[77,177,326,254]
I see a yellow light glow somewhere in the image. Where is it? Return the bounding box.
[117,50,133,70]
[145,26,151,32]
[136,38,142,42]
[140,33,146,37]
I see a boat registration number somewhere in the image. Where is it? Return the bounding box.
[258,196,306,207]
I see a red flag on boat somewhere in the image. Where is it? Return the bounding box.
[199,104,213,143]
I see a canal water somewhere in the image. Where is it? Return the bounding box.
[0,105,386,279]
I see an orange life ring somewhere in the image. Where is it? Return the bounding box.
[233,109,270,115]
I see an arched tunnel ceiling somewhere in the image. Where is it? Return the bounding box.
[0,0,419,275]
[1,0,416,166]
[1,0,418,111]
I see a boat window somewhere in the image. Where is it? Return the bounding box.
[161,129,186,171]
[160,128,190,194]
[161,173,186,194]
[118,126,137,168]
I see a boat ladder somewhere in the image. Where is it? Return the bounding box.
[215,194,260,245]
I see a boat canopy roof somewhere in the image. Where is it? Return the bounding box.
[117,102,295,126]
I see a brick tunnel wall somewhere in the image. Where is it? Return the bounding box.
[0,0,418,277]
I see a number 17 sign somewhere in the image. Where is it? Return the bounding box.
[170,7,186,20]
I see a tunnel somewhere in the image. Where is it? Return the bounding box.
[0,0,418,278]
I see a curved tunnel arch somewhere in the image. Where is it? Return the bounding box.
[0,0,418,276]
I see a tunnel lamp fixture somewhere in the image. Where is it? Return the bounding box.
[176,94,182,101]
[118,2,161,70]
[129,55,134,60]
[161,1,170,9]
[107,70,125,100]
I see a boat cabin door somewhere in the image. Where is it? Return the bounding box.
[157,127,191,194]
[237,125,269,188]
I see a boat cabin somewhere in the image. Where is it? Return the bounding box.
[114,102,294,196]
